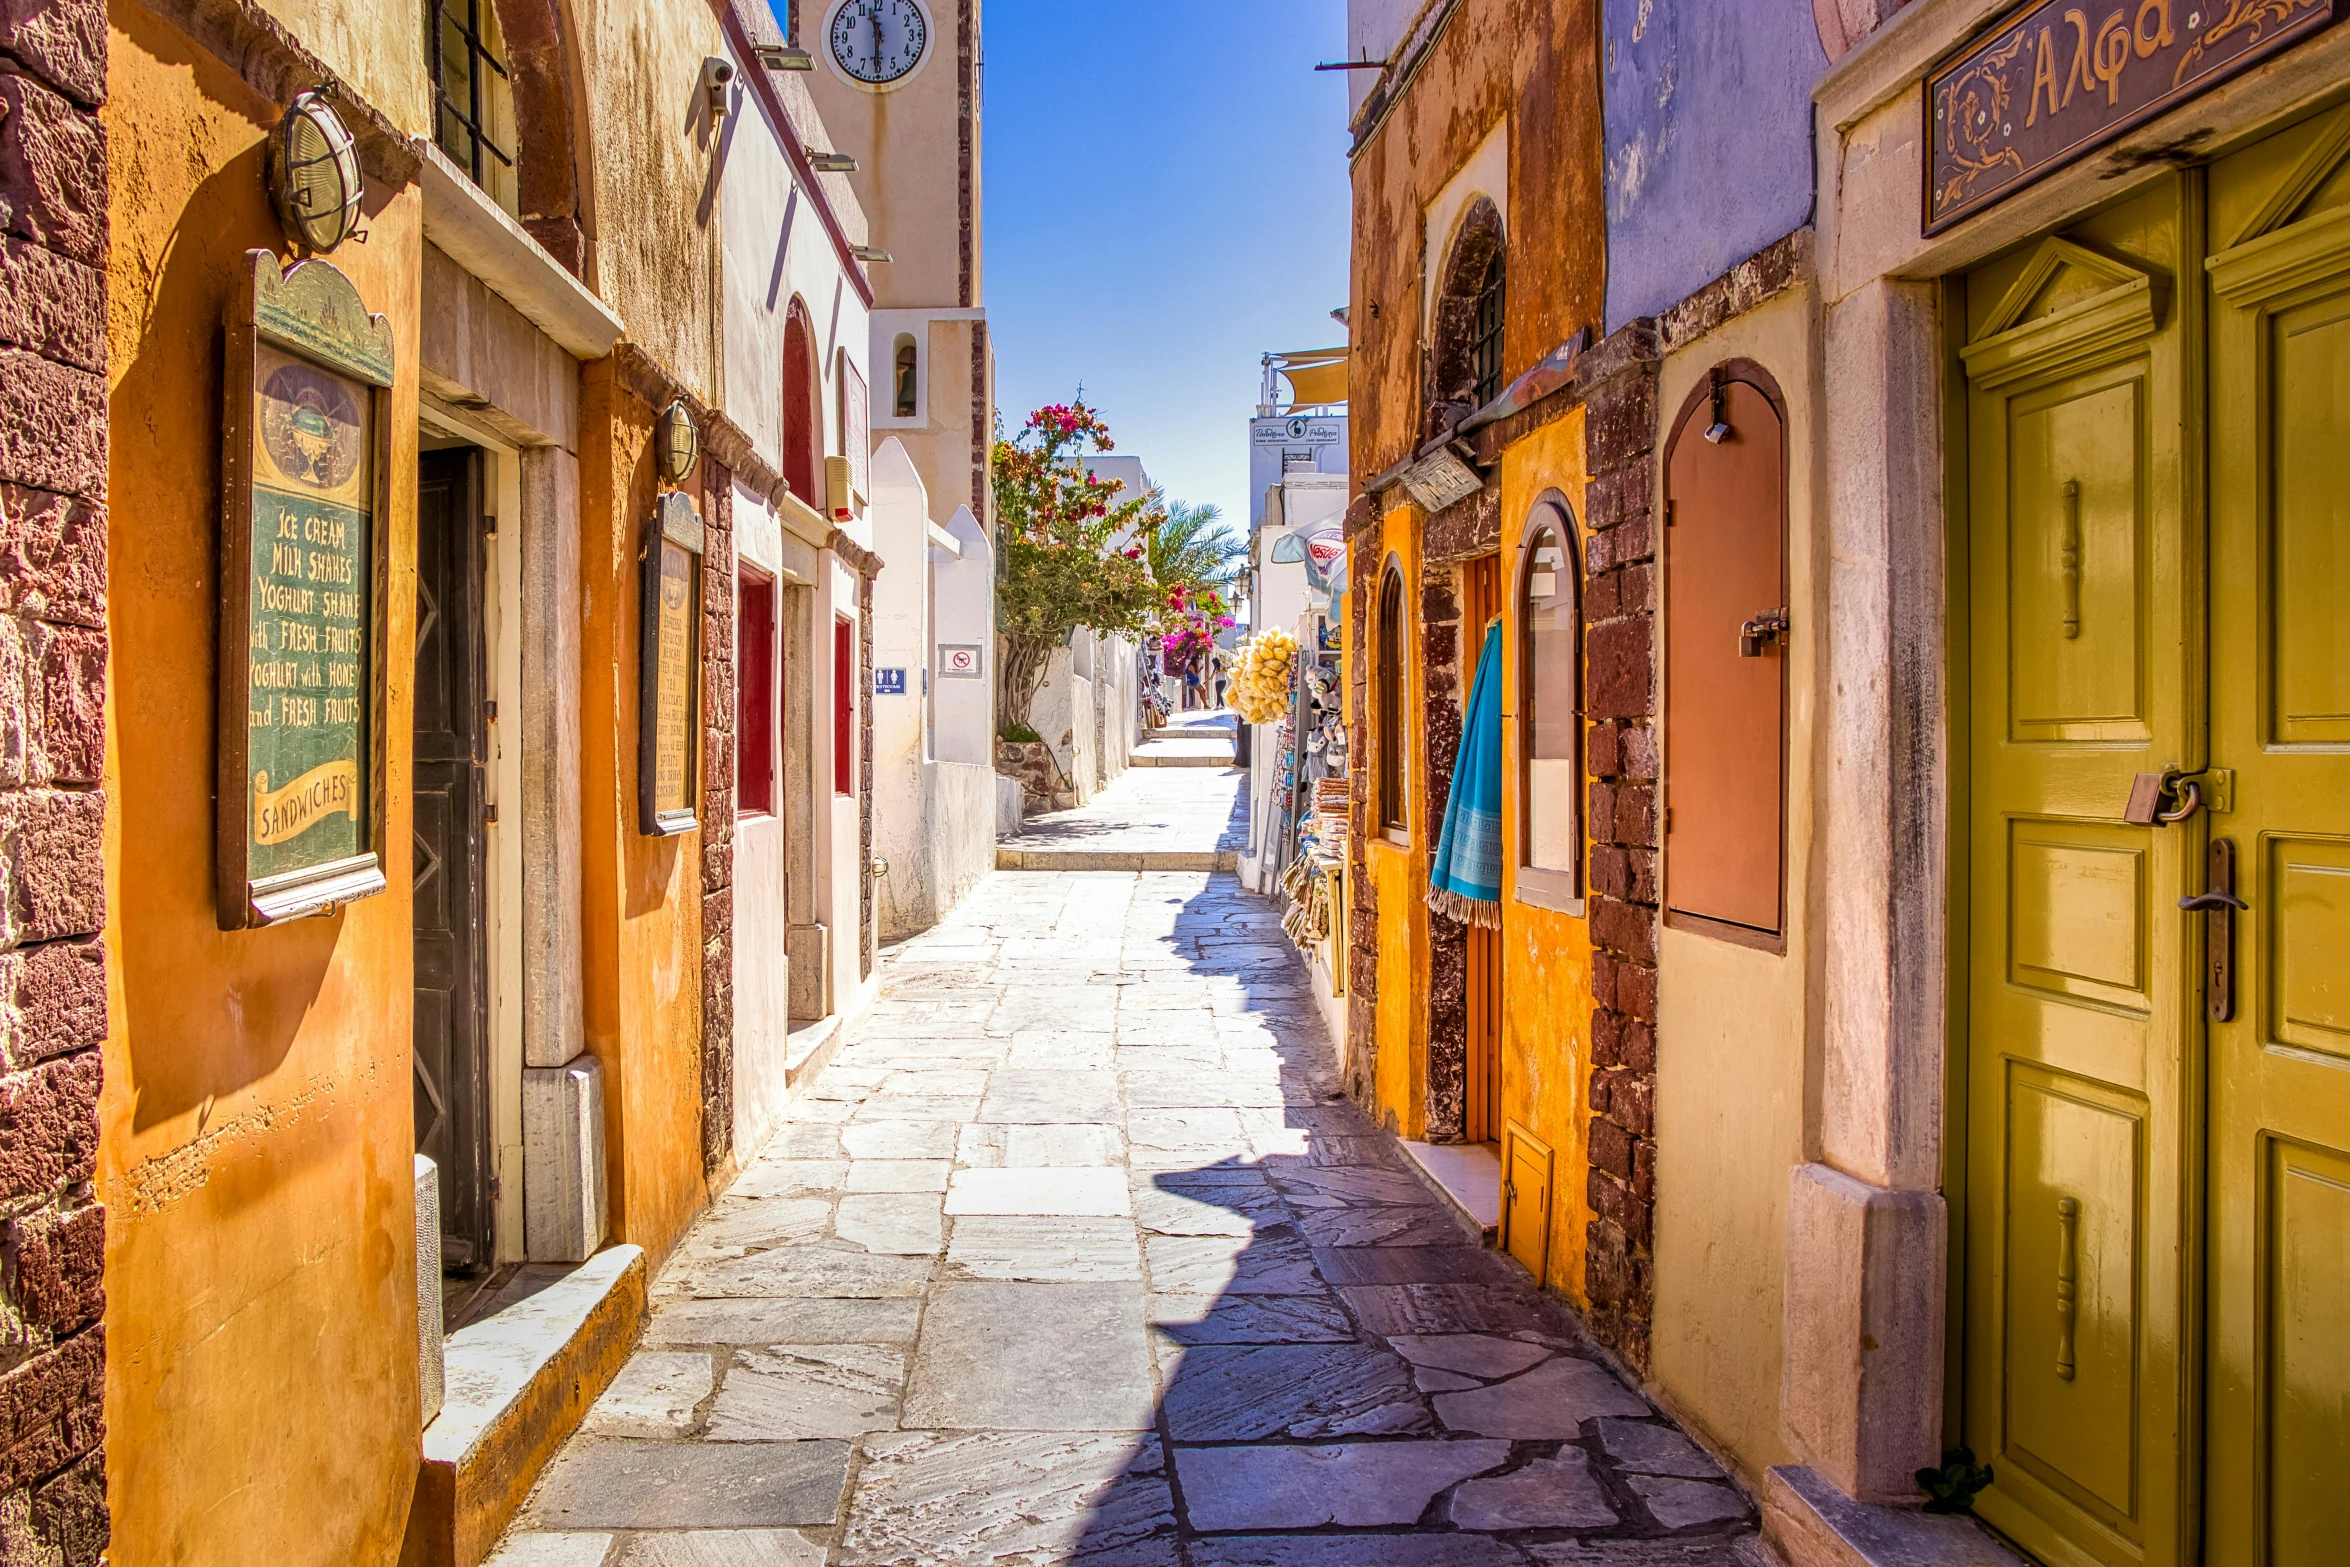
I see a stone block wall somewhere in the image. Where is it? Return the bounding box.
[0,0,107,1553]
[1579,318,1662,1375]
[700,467,736,1179]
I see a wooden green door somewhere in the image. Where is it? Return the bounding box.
[1960,186,2197,1567]
[2203,107,2350,1567]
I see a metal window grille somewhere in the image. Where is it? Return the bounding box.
[1469,253,1505,407]
[430,0,514,186]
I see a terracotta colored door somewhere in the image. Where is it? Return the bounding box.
[1664,377,1785,937]
[1959,186,2195,1567]
[2202,114,2350,1567]
[413,448,492,1273]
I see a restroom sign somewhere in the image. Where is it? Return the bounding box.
[938,644,983,680]
[875,667,907,696]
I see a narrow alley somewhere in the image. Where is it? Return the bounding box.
[490,741,1765,1565]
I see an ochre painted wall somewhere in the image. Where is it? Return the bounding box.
[1366,508,1427,1137]
[102,10,425,1560]
[1649,288,1817,1480]
[1346,0,1606,481]
[1497,410,1595,1306]
[577,364,711,1264]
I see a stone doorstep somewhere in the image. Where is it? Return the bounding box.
[1398,1139,1503,1243]
[996,849,1240,872]
[1764,1465,2032,1567]
[1130,752,1237,768]
[404,1245,650,1567]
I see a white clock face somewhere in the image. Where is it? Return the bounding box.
[829,0,928,86]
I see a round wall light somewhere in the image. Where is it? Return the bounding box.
[657,399,702,485]
[268,91,365,254]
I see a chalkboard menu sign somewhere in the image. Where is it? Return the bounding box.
[218,251,392,928]
[639,491,705,836]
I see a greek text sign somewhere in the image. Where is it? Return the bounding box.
[1926,0,2338,233]
[875,667,907,696]
[218,252,392,928]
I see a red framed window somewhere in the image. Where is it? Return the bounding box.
[737,569,776,816]
[833,615,854,796]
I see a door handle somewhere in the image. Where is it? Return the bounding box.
[2179,838,2241,1023]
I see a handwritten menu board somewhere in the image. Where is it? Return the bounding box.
[639,491,705,836]
[218,253,392,927]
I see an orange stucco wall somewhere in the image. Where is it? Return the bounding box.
[102,9,425,1560]
[1498,410,1595,1304]
[576,365,710,1264]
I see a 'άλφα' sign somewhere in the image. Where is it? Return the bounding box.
[1926,0,2340,234]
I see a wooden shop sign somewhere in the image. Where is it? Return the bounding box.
[219,251,393,928]
[639,490,705,837]
[1926,0,2339,233]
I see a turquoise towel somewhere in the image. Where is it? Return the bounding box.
[1427,619,1503,928]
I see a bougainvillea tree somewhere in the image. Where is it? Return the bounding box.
[992,402,1163,733]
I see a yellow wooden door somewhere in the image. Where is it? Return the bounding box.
[2202,107,2350,1567]
[1959,185,2197,1567]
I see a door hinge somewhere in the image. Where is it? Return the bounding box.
[484,699,498,723]
[485,802,499,826]
[484,515,499,538]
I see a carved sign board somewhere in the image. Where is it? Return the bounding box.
[218,251,393,928]
[640,491,705,836]
[1926,0,2340,234]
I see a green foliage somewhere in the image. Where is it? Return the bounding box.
[1146,499,1245,598]
[1917,1449,1994,1515]
[992,402,1164,727]
[996,719,1042,744]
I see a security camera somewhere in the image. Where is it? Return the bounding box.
[705,58,736,118]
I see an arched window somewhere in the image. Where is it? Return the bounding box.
[783,302,821,505]
[1377,563,1408,836]
[1428,196,1506,437]
[893,335,919,419]
[1469,251,1506,407]
[1518,499,1581,905]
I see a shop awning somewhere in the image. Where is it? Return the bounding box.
[1271,347,1348,411]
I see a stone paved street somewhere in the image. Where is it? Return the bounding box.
[492,764,1764,1566]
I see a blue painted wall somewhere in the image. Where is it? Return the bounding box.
[1600,0,1826,331]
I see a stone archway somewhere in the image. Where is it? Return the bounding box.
[1425,194,1505,436]
[491,0,591,273]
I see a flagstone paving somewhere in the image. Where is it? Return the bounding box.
[996,758,1249,870]
[493,858,1767,1566]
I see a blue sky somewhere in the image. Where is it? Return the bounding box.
[981,0,1353,532]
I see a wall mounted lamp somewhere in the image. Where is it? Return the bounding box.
[657,399,701,485]
[268,91,365,254]
[807,150,859,173]
[756,43,814,69]
[851,245,892,264]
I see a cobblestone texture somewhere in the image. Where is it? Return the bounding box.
[496,765,1756,1564]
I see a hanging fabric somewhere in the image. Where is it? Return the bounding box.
[1427,617,1503,928]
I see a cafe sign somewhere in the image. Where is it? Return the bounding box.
[639,490,705,837]
[218,251,392,928]
[1926,0,2339,233]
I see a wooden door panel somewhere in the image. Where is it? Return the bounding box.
[2002,1067,2146,1531]
[2260,1137,2350,1563]
[2207,134,2350,1565]
[412,448,490,1272]
[2005,375,2148,742]
[2271,295,2350,746]
[1964,194,2191,1567]
[2006,821,2152,1009]
[2268,837,2350,1062]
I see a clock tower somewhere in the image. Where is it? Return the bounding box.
[799,0,993,537]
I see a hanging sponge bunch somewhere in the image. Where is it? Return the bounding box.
[1228,627,1298,725]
